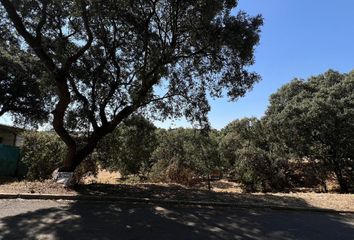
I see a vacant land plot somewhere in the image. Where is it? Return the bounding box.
[1,179,353,212]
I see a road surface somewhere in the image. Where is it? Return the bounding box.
[0,199,353,240]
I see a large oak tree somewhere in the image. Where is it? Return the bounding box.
[265,70,354,192]
[0,0,262,172]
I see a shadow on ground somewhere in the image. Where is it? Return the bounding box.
[74,183,311,208]
[0,196,353,240]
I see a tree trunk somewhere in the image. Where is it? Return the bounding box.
[334,168,349,193]
[207,174,211,191]
[60,145,78,172]
[58,134,100,173]
[57,118,129,173]
[310,162,328,193]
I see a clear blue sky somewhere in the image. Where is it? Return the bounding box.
[207,0,354,129]
[1,0,354,129]
[158,0,354,129]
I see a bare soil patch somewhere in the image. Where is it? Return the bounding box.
[0,179,75,195]
[1,178,353,212]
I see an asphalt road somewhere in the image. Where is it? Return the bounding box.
[0,199,353,240]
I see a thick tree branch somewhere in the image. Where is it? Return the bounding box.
[35,0,48,41]
[0,1,76,159]
[64,1,93,70]
[52,72,76,153]
[68,77,99,130]
[0,0,56,72]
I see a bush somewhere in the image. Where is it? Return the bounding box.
[233,147,290,192]
[21,132,65,180]
[96,115,157,177]
[149,160,197,186]
[148,159,169,182]
[148,128,221,186]
[220,118,291,192]
[287,160,330,191]
[21,132,99,182]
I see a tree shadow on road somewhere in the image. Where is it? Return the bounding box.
[73,183,312,208]
[0,196,353,240]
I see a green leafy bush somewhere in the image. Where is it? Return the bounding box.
[149,128,221,186]
[96,115,157,176]
[220,118,290,192]
[149,160,197,186]
[21,132,65,180]
[233,147,289,192]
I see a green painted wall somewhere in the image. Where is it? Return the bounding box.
[0,144,22,177]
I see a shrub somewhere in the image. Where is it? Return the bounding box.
[21,132,65,180]
[220,118,291,192]
[233,147,290,192]
[96,115,157,177]
[149,160,197,186]
[148,128,220,186]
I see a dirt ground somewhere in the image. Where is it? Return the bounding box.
[1,177,353,212]
[81,169,122,184]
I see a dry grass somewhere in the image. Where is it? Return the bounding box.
[270,192,354,212]
[0,179,75,195]
[209,180,354,211]
[81,169,121,184]
[210,179,243,193]
[1,177,353,212]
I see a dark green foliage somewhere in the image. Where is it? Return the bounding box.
[220,118,289,192]
[0,0,263,171]
[0,40,50,125]
[20,132,98,181]
[149,128,221,185]
[97,115,157,176]
[21,132,66,180]
[265,70,354,192]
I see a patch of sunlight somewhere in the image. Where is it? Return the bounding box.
[185,221,196,226]
[154,206,173,215]
[35,234,56,240]
[209,226,223,232]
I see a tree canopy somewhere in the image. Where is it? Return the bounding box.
[265,70,354,192]
[97,115,157,176]
[220,118,289,191]
[0,38,49,124]
[0,0,262,171]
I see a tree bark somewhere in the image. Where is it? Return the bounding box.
[52,73,78,172]
[207,174,211,191]
[331,157,349,193]
[334,169,349,193]
[58,105,136,172]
